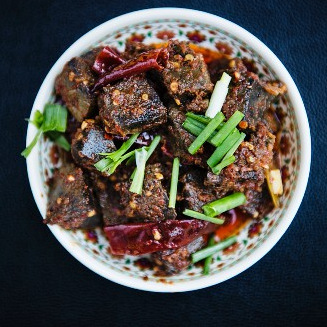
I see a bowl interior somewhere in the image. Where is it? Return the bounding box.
[33,15,301,291]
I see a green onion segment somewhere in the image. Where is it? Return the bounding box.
[129,148,148,194]
[183,209,224,224]
[130,136,161,180]
[222,132,246,162]
[188,112,225,155]
[210,111,244,147]
[186,112,211,124]
[168,158,180,208]
[212,155,236,175]
[203,193,246,217]
[21,104,69,158]
[42,104,68,132]
[107,133,139,162]
[207,130,240,167]
[203,236,216,275]
[205,72,232,118]
[192,236,237,264]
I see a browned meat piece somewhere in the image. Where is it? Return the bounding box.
[71,119,116,172]
[222,58,279,131]
[55,48,103,122]
[94,164,176,226]
[98,75,167,136]
[241,182,274,218]
[152,236,207,275]
[123,41,154,59]
[44,163,100,229]
[161,40,213,112]
[207,56,231,83]
[204,122,275,218]
[91,173,123,226]
[166,106,207,167]
[181,170,218,212]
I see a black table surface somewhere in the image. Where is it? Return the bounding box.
[1,0,326,326]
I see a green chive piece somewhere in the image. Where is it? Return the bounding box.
[129,148,148,194]
[183,120,205,137]
[210,111,244,147]
[94,157,113,172]
[203,193,246,217]
[130,136,161,180]
[186,112,211,124]
[42,104,68,133]
[168,158,180,208]
[22,104,69,158]
[188,112,225,154]
[222,132,246,161]
[21,129,42,158]
[203,236,215,275]
[105,150,136,175]
[212,155,236,175]
[185,117,208,130]
[206,72,232,118]
[186,116,224,130]
[207,130,240,167]
[192,236,237,263]
[107,133,139,162]
[125,153,136,166]
[27,110,44,128]
[183,120,223,146]
[183,209,224,224]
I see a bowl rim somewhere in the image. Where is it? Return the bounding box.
[25,7,311,292]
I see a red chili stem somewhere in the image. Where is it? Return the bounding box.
[91,48,169,92]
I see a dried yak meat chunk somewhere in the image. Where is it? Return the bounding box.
[45,163,100,229]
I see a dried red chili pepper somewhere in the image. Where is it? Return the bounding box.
[92,46,125,75]
[104,219,216,255]
[92,48,169,92]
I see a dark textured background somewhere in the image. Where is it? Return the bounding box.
[1,0,326,326]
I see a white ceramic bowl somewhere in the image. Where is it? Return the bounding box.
[25,8,311,292]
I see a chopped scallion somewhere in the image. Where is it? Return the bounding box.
[94,157,113,172]
[168,158,180,208]
[212,155,236,175]
[130,136,161,179]
[188,112,225,154]
[203,236,215,275]
[185,117,208,130]
[183,119,223,146]
[182,121,204,138]
[203,193,246,217]
[186,112,211,124]
[129,148,148,194]
[107,133,139,162]
[210,110,244,147]
[21,130,42,158]
[183,209,224,224]
[207,130,240,167]
[26,110,44,128]
[221,132,246,161]
[205,72,232,118]
[105,150,136,175]
[42,104,68,133]
[192,236,237,263]
[21,104,69,158]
